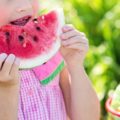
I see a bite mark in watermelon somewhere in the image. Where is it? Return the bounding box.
[0,9,64,69]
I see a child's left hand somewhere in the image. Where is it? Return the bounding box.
[60,24,89,67]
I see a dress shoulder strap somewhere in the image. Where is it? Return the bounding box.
[32,52,65,85]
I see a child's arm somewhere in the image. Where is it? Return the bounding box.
[60,25,100,120]
[60,65,100,120]
[0,54,20,120]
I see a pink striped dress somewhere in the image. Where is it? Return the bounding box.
[18,52,67,120]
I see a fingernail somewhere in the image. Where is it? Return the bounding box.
[15,58,21,65]
[63,27,67,31]
[7,54,15,62]
[64,26,70,30]
[0,53,7,59]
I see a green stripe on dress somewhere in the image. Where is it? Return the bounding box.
[40,61,65,85]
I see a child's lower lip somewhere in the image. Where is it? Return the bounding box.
[10,15,32,26]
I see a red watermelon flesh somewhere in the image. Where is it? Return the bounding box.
[0,9,64,69]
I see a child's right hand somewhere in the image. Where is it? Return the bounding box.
[0,53,20,87]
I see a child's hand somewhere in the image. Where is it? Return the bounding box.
[0,53,20,87]
[60,24,89,67]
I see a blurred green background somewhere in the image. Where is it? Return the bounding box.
[62,0,120,119]
[39,0,120,119]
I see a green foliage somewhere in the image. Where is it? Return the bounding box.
[61,0,120,119]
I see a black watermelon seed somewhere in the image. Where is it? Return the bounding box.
[33,18,37,22]
[18,35,24,41]
[43,62,47,65]
[33,36,38,42]
[5,32,10,37]
[5,32,10,45]
[36,26,41,31]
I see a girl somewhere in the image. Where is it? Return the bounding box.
[0,0,100,120]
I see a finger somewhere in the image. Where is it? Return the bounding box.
[0,53,8,69]
[61,36,88,46]
[62,24,74,32]
[10,58,20,76]
[66,43,89,51]
[2,54,16,75]
[61,30,80,40]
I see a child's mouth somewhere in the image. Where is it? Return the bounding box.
[10,15,32,26]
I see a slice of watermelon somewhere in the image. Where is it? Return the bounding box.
[0,8,64,69]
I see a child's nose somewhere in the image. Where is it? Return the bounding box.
[16,0,32,13]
